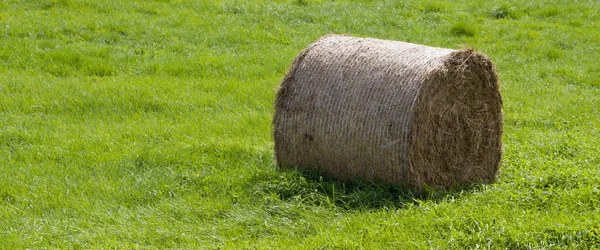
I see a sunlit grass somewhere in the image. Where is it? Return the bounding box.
[0,0,599,248]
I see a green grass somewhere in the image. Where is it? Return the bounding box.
[1,0,599,248]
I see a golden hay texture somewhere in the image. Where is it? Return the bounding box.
[273,35,502,190]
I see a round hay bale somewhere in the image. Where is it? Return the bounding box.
[273,34,502,190]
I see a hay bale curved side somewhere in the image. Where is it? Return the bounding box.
[273,35,502,189]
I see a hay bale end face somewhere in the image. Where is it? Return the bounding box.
[273,35,502,190]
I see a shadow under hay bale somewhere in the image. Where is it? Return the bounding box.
[251,167,484,211]
[273,34,502,191]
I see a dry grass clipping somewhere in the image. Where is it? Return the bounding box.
[273,35,502,190]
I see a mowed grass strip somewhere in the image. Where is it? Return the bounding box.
[0,0,599,248]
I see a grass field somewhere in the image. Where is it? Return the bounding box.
[1,0,599,248]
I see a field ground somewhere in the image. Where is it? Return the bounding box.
[0,0,599,248]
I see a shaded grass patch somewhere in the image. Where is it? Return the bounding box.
[450,20,477,37]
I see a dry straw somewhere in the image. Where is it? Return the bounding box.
[273,35,502,190]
